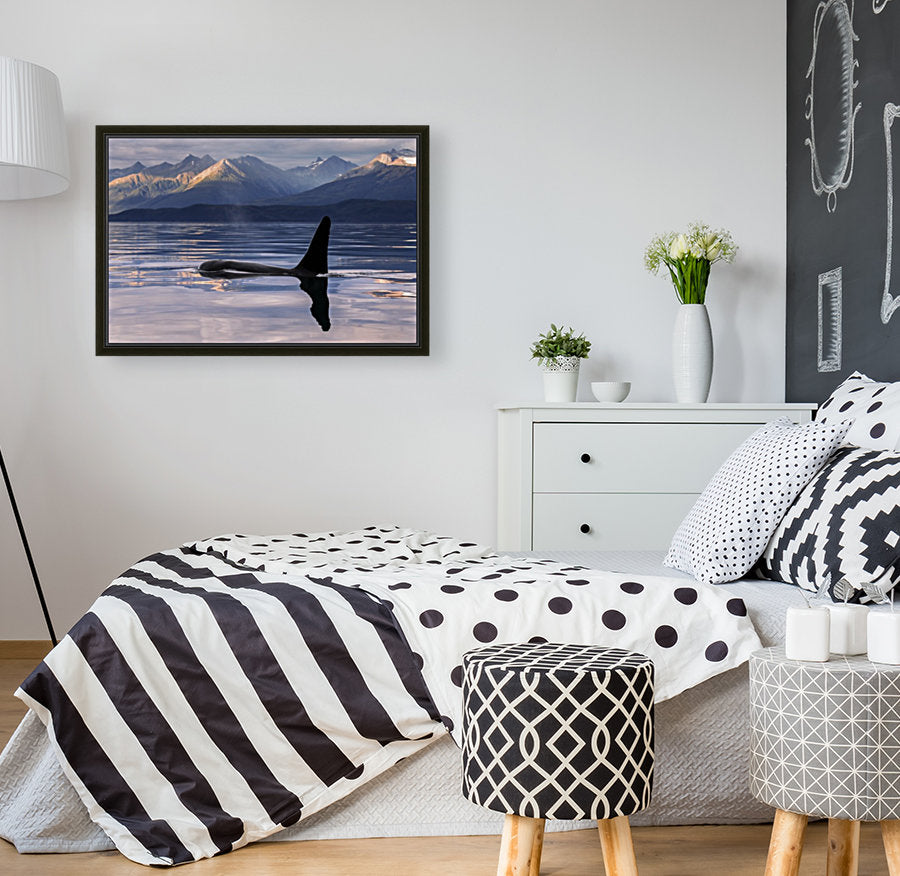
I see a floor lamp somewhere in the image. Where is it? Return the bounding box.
[0,57,70,646]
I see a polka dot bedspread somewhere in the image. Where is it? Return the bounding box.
[188,526,762,744]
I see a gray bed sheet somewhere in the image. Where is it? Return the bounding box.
[0,551,800,853]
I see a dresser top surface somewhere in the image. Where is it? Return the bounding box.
[497,402,817,411]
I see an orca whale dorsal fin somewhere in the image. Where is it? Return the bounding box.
[296,215,331,275]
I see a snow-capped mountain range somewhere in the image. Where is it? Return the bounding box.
[108,150,415,214]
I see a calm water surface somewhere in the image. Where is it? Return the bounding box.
[107,221,418,345]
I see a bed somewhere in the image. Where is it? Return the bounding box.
[0,531,767,865]
[3,372,900,866]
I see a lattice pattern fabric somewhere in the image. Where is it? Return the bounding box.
[750,648,900,821]
[461,643,654,821]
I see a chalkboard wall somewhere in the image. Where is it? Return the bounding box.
[787,0,900,402]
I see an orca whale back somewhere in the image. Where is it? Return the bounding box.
[296,215,331,275]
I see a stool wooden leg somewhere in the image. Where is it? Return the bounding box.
[597,815,639,876]
[496,813,544,876]
[882,820,900,876]
[765,809,808,876]
[826,819,859,876]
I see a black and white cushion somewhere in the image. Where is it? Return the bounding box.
[664,418,850,584]
[817,371,900,451]
[757,447,900,601]
[461,643,654,821]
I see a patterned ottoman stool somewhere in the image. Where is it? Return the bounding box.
[750,647,900,876]
[461,642,655,876]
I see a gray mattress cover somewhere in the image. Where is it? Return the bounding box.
[0,551,800,853]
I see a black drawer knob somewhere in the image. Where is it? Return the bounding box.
[580,453,591,463]
[580,523,591,534]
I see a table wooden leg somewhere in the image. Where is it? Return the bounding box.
[496,813,544,876]
[826,819,859,876]
[882,820,900,876]
[765,809,808,876]
[597,815,639,876]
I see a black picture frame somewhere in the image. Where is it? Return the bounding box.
[96,125,429,355]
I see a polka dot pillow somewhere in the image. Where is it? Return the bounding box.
[817,371,900,450]
[664,417,850,584]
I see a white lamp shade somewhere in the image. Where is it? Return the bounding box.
[0,57,69,200]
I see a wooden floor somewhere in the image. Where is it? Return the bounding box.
[0,643,893,874]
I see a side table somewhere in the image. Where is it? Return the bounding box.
[749,647,900,876]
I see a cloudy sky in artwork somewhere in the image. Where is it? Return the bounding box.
[107,136,417,169]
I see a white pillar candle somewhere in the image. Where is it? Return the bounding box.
[828,604,869,655]
[868,610,900,664]
[785,606,831,662]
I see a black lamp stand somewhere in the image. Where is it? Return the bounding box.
[0,446,56,646]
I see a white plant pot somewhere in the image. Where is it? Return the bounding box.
[541,357,581,402]
[672,303,713,403]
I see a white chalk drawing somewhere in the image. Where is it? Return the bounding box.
[880,104,900,323]
[817,268,843,371]
[805,0,860,212]
[874,0,894,13]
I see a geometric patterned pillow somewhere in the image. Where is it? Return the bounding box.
[664,417,850,585]
[816,371,900,451]
[756,447,900,602]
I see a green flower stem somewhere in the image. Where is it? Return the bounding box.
[664,254,712,304]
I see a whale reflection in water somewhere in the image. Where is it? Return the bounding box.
[198,215,332,331]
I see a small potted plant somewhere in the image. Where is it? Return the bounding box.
[530,323,592,402]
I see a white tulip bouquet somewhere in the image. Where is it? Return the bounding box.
[644,221,737,304]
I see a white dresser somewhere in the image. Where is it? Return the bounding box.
[497,403,817,551]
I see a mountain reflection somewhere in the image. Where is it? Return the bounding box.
[106,220,416,346]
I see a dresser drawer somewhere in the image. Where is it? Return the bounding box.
[532,422,757,493]
[532,492,697,551]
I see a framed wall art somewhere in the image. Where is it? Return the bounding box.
[96,125,428,355]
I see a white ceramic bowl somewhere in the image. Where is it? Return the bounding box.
[591,381,631,403]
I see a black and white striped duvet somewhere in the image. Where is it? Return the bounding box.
[17,542,443,865]
[16,528,761,866]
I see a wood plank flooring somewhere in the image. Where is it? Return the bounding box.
[0,643,892,874]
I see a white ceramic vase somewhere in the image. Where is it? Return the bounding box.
[541,356,581,402]
[672,303,713,403]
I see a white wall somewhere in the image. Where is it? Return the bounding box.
[0,0,787,638]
